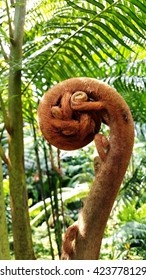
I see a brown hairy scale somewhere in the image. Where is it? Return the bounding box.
[37,77,134,260]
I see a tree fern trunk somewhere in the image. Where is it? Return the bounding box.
[8,0,35,259]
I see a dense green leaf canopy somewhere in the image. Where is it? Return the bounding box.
[0,0,146,122]
[21,0,146,123]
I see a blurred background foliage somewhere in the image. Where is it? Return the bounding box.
[0,0,146,259]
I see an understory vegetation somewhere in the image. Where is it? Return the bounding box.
[3,127,146,259]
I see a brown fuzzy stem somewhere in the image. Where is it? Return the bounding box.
[37,77,134,259]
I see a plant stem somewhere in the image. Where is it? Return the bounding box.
[8,0,35,259]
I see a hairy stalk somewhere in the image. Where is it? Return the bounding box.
[38,77,134,260]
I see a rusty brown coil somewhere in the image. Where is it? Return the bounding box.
[37,77,130,151]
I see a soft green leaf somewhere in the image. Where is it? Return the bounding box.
[116,4,146,31]
[107,10,145,40]
[128,0,146,13]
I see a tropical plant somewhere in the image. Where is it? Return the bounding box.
[0,0,146,259]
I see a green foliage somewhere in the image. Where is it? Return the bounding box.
[101,145,146,260]
[102,221,146,260]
